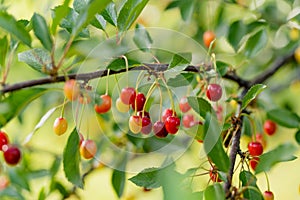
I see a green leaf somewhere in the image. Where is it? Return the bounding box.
[167,73,194,87]
[295,130,300,145]
[50,157,61,177]
[101,2,117,26]
[111,154,127,198]
[18,48,53,73]
[8,168,30,191]
[51,0,72,34]
[242,116,252,137]
[0,88,47,127]
[72,0,111,35]
[0,36,8,67]
[267,108,300,128]
[133,24,153,52]
[0,11,31,46]
[169,52,191,68]
[241,84,267,110]
[117,0,149,32]
[0,187,25,200]
[204,184,225,200]
[107,57,139,71]
[228,20,247,51]
[38,188,46,200]
[203,114,230,172]
[63,128,83,188]
[73,0,89,13]
[239,171,263,200]
[179,0,194,21]
[243,29,267,58]
[187,96,214,119]
[255,143,297,174]
[90,14,106,30]
[216,61,229,76]
[183,124,204,141]
[129,168,161,189]
[32,13,53,51]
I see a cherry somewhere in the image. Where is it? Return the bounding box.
[256,133,267,149]
[165,116,180,134]
[64,79,80,101]
[129,115,142,134]
[209,166,222,182]
[116,98,130,113]
[53,117,68,136]
[206,84,222,102]
[120,87,136,105]
[153,121,168,138]
[0,131,9,151]
[132,93,146,112]
[248,141,263,156]
[263,120,277,136]
[197,139,203,143]
[3,145,21,166]
[94,94,112,114]
[263,191,274,200]
[203,30,216,48]
[182,114,196,128]
[162,108,176,122]
[79,133,84,147]
[179,96,191,113]
[80,139,97,159]
[141,117,152,135]
[249,156,260,170]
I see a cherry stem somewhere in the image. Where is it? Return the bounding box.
[121,55,129,87]
[60,96,67,117]
[157,81,163,121]
[105,69,110,95]
[141,81,157,117]
[114,74,121,94]
[264,172,271,191]
[160,77,175,113]
[78,103,86,135]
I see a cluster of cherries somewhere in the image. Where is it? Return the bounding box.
[0,131,21,166]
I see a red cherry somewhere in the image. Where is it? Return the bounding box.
[153,121,168,138]
[80,139,97,159]
[132,93,146,111]
[94,94,112,114]
[141,117,152,135]
[264,120,277,136]
[263,191,274,200]
[120,87,136,105]
[206,84,222,102]
[179,96,191,113]
[249,156,260,170]
[129,115,142,134]
[162,108,176,122]
[165,116,180,134]
[0,131,9,151]
[209,166,222,182]
[203,30,216,48]
[3,145,21,166]
[182,114,196,128]
[197,139,203,143]
[137,111,150,119]
[248,141,263,156]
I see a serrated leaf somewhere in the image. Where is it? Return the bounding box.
[51,0,72,34]
[244,29,267,58]
[32,13,53,51]
[107,57,139,71]
[167,73,194,87]
[133,24,153,52]
[0,36,8,67]
[101,2,117,26]
[255,143,297,174]
[203,114,230,172]
[0,11,31,46]
[204,184,225,200]
[267,108,300,128]
[295,130,300,145]
[241,84,266,110]
[18,48,53,73]
[91,14,106,30]
[239,171,263,200]
[117,0,149,32]
[63,128,83,188]
[169,52,191,68]
[187,96,214,119]
[129,168,161,189]
[0,88,47,128]
[73,0,89,13]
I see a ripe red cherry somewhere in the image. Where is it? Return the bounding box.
[264,120,277,136]
[153,121,168,138]
[120,87,136,105]
[132,93,146,112]
[248,141,263,156]
[179,96,191,113]
[137,111,150,119]
[129,115,142,134]
[0,131,9,151]
[53,117,68,136]
[206,84,222,102]
[165,116,180,134]
[141,117,152,135]
[203,30,216,48]
[80,139,97,159]
[209,166,222,182]
[3,145,21,166]
[162,108,176,122]
[94,94,112,114]
[64,79,80,101]
[182,114,196,128]
[249,156,260,170]
[263,191,274,200]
